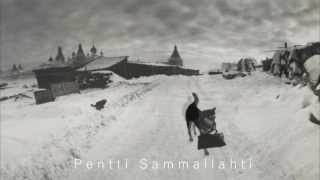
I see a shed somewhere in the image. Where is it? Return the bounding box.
[33,66,77,89]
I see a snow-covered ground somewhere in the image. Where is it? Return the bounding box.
[1,71,319,180]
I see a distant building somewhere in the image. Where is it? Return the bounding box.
[237,58,256,72]
[168,45,183,66]
[12,64,18,72]
[76,44,86,60]
[78,56,199,79]
[90,45,97,56]
[71,52,76,59]
[18,64,23,70]
[221,63,238,73]
[55,46,65,63]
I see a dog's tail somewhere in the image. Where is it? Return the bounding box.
[192,92,199,105]
[91,104,96,108]
[310,113,320,126]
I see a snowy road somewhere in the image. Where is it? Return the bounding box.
[69,76,231,180]
[67,73,319,180]
[1,72,319,180]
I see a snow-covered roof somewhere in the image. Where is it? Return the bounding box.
[130,61,176,67]
[37,62,69,69]
[83,56,127,71]
[91,70,113,74]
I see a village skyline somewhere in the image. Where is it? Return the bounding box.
[1,0,319,71]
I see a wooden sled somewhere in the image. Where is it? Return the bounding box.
[197,132,226,150]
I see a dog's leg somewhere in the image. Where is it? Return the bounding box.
[199,129,209,156]
[199,131,209,155]
[188,128,193,142]
[193,122,197,135]
[187,122,193,142]
[204,148,209,156]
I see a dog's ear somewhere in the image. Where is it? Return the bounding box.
[212,107,216,112]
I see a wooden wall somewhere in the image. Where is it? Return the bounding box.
[33,67,77,89]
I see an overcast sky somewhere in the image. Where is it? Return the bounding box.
[1,0,319,70]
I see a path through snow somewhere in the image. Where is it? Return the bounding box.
[68,73,319,180]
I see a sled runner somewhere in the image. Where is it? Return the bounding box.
[197,132,226,150]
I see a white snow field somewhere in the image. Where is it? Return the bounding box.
[0,72,319,180]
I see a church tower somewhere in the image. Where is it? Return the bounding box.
[168,45,183,66]
[55,46,65,63]
[76,43,86,60]
[90,44,97,57]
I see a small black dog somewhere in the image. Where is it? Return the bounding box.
[91,99,107,110]
[185,93,216,155]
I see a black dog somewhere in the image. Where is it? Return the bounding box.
[185,93,216,155]
[91,99,107,110]
[185,93,200,141]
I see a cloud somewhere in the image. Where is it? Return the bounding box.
[1,0,319,70]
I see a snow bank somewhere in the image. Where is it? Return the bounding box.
[0,76,159,180]
[304,55,320,86]
[197,72,319,180]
